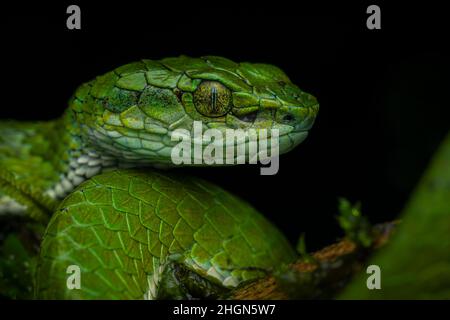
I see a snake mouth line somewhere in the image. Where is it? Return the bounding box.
[86,123,310,166]
[169,130,309,155]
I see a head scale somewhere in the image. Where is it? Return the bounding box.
[68,56,319,165]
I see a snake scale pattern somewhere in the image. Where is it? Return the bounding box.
[0,56,319,299]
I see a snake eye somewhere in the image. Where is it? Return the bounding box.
[193,81,232,117]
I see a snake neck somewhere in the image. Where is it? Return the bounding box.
[44,109,157,200]
[42,110,109,200]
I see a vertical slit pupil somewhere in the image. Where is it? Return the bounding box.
[211,87,218,112]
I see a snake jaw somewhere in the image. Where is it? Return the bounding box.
[281,131,309,154]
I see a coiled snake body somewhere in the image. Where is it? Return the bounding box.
[0,56,319,299]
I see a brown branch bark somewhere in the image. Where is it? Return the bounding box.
[228,221,398,300]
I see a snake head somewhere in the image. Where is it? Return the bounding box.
[69,56,319,165]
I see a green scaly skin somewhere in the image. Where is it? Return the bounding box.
[0,56,319,299]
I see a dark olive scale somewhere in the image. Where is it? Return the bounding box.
[104,87,140,113]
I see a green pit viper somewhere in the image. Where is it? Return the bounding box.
[0,56,319,299]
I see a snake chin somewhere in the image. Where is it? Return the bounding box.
[279,130,309,154]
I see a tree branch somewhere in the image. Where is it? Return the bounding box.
[228,221,398,300]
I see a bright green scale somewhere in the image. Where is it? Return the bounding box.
[0,56,319,299]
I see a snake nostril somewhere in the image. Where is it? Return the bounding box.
[282,114,295,124]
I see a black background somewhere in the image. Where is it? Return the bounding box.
[1,1,449,250]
